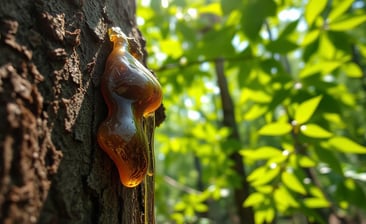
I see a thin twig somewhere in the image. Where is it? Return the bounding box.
[264,20,292,75]
[163,175,201,194]
[153,55,253,72]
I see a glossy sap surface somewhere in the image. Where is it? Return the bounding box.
[97,27,162,187]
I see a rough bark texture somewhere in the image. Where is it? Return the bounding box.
[0,0,161,223]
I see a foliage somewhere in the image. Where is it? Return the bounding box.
[137,0,366,223]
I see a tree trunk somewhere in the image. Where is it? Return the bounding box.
[0,0,161,223]
[215,58,254,224]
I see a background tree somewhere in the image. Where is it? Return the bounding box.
[0,0,163,223]
[137,0,366,223]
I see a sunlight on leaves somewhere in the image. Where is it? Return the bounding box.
[255,206,275,224]
[252,166,280,186]
[282,171,307,195]
[247,166,267,182]
[342,63,363,78]
[137,0,366,222]
[160,39,183,58]
[328,137,366,154]
[303,197,330,208]
[240,146,283,161]
[319,33,337,59]
[297,154,316,168]
[274,186,300,211]
[302,29,320,46]
[258,122,292,136]
[328,0,354,21]
[244,104,268,120]
[243,192,265,207]
[198,2,222,16]
[294,95,323,124]
[329,15,366,31]
[305,0,327,26]
[300,123,333,138]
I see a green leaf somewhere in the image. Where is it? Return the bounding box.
[282,171,307,195]
[300,124,333,138]
[244,192,265,207]
[342,63,363,78]
[266,38,298,54]
[299,61,343,78]
[274,186,300,211]
[244,105,268,120]
[323,113,345,128]
[256,185,273,194]
[297,155,316,168]
[248,166,267,182]
[194,203,208,212]
[160,39,183,58]
[328,0,354,21]
[302,30,320,46]
[241,0,277,41]
[309,186,324,198]
[174,201,186,211]
[294,95,323,124]
[329,15,366,31]
[303,197,330,208]
[360,44,366,58]
[264,208,275,223]
[305,0,327,26]
[252,167,280,186]
[240,146,283,161]
[258,122,292,136]
[328,137,366,154]
[198,2,222,16]
[254,206,276,224]
[279,20,300,38]
[247,89,272,103]
[319,32,336,59]
[171,213,184,223]
[199,26,236,58]
[220,0,241,15]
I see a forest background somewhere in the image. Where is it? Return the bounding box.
[136,0,366,223]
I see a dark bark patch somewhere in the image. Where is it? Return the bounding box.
[0,19,62,222]
[1,20,32,60]
[0,63,62,223]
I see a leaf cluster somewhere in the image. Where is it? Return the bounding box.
[137,0,366,223]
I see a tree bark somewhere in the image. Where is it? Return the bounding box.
[0,0,161,223]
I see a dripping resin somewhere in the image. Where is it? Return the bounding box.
[97,27,162,187]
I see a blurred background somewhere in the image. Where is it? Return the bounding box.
[136,0,366,223]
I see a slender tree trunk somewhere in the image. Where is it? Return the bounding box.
[215,58,254,224]
[0,0,161,223]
